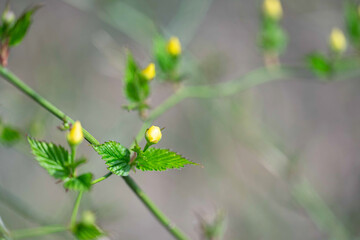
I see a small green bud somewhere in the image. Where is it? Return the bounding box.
[82,211,96,226]
[2,10,15,26]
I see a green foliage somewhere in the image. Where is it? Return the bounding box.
[123,52,150,111]
[0,5,40,47]
[72,222,104,240]
[93,141,131,176]
[153,35,180,81]
[8,6,40,46]
[345,2,360,49]
[70,157,87,169]
[0,120,21,146]
[64,173,93,191]
[154,36,176,72]
[28,137,91,191]
[258,18,287,54]
[136,148,197,171]
[28,137,71,179]
[307,52,332,78]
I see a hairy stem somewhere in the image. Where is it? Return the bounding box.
[11,225,67,239]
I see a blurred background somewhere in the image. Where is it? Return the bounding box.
[1,0,360,239]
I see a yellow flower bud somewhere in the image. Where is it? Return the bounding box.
[166,37,182,56]
[67,121,83,146]
[263,0,283,20]
[145,125,162,144]
[358,5,360,17]
[141,63,156,80]
[329,28,347,54]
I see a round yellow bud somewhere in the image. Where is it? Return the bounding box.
[263,0,283,20]
[141,63,156,80]
[145,126,162,144]
[67,121,84,146]
[329,28,347,54]
[166,37,182,56]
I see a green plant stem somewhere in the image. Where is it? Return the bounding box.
[0,66,189,240]
[70,144,76,176]
[143,142,151,152]
[11,225,67,239]
[123,176,188,240]
[91,172,113,185]
[2,65,360,240]
[71,191,83,226]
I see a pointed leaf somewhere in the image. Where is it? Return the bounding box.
[64,173,93,191]
[73,222,104,240]
[8,5,41,46]
[136,148,197,171]
[93,141,131,176]
[28,137,71,179]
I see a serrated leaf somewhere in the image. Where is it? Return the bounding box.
[136,148,197,171]
[73,222,104,240]
[28,137,71,179]
[93,141,131,176]
[8,5,40,46]
[64,173,93,191]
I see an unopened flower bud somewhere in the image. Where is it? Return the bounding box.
[82,211,96,226]
[263,0,283,21]
[67,121,83,146]
[2,10,15,25]
[329,28,347,54]
[166,37,182,56]
[141,63,156,80]
[145,125,162,144]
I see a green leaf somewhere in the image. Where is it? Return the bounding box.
[93,141,131,176]
[0,125,21,146]
[136,148,197,171]
[8,5,41,46]
[28,137,71,179]
[70,157,87,169]
[345,2,360,49]
[258,20,287,54]
[64,173,93,191]
[307,52,332,78]
[153,35,178,74]
[123,52,150,104]
[73,222,104,240]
